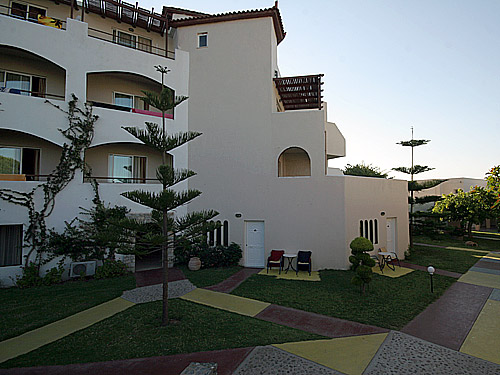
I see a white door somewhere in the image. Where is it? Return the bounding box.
[386,218,397,253]
[245,221,265,267]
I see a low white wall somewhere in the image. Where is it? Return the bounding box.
[343,176,409,262]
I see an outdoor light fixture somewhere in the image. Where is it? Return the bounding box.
[380,211,386,216]
[235,212,242,218]
[427,266,435,293]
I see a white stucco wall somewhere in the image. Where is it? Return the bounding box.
[0,13,190,286]
[343,176,410,263]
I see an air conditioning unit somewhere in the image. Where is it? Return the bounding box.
[69,261,97,278]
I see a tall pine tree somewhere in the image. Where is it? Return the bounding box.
[121,66,218,326]
[393,128,444,249]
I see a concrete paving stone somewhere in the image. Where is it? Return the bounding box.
[364,331,500,375]
[460,299,500,365]
[233,346,342,375]
[257,268,321,281]
[401,282,492,350]
[180,288,270,317]
[256,304,387,338]
[475,260,500,271]
[134,267,186,287]
[490,289,500,301]
[399,262,462,278]
[371,266,414,278]
[0,348,254,375]
[459,271,500,289]
[480,256,500,264]
[121,279,196,304]
[469,266,500,276]
[0,297,135,364]
[275,333,388,375]
[205,268,262,293]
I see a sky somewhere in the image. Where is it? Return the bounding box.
[140,0,499,180]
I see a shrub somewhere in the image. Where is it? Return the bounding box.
[349,237,375,294]
[95,260,129,279]
[15,262,64,288]
[175,241,242,268]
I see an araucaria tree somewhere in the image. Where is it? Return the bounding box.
[393,128,443,249]
[121,65,218,326]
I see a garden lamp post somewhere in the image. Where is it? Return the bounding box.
[427,266,435,293]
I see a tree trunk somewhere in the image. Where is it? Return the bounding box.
[161,209,169,326]
[467,221,473,240]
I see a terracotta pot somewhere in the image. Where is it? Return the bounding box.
[188,257,201,271]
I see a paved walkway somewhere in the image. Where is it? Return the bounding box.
[2,253,500,374]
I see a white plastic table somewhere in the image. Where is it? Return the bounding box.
[283,253,297,273]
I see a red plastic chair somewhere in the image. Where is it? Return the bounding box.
[267,250,285,274]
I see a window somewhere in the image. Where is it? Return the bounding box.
[113,30,152,52]
[216,220,222,246]
[113,92,151,111]
[109,154,146,183]
[0,146,40,180]
[198,33,208,48]
[0,224,23,267]
[10,2,46,22]
[278,147,311,177]
[138,36,152,53]
[0,70,46,97]
[223,220,229,247]
[359,219,379,245]
[113,93,134,109]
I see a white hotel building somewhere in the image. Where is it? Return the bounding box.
[0,0,409,286]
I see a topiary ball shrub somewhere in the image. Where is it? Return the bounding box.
[349,237,376,294]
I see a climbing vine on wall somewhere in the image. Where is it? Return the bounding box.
[0,95,98,268]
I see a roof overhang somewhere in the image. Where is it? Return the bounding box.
[274,74,324,111]
[170,2,286,44]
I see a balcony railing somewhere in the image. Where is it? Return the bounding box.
[87,27,175,59]
[84,176,160,184]
[1,4,174,59]
[0,4,66,30]
[0,87,65,100]
[89,101,174,118]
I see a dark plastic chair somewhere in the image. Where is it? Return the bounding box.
[296,250,312,276]
[267,250,284,274]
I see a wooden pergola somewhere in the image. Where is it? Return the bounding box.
[274,74,324,111]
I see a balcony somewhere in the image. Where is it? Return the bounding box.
[274,74,324,111]
[0,45,66,101]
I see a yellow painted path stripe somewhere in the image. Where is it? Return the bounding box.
[458,271,500,289]
[258,269,321,281]
[372,266,414,278]
[0,297,135,363]
[181,288,270,317]
[274,333,388,375]
[460,299,500,365]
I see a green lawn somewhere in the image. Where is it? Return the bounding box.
[232,270,455,330]
[414,234,500,252]
[1,299,323,369]
[179,265,242,288]
[406,245,486,274]
[0,275,136,341]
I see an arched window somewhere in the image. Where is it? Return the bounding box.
[359,220,364,237]
[208,221,214,246]
[278,147,311,177]
[223,220,229,246]
[374,219,379,244]
[369,220,374,243]
[216,220,222,246]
